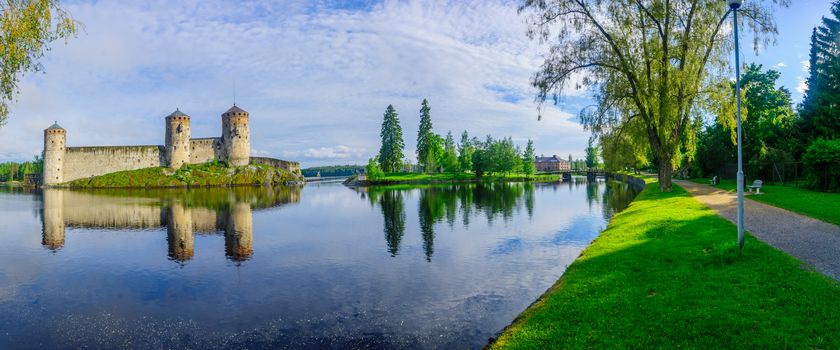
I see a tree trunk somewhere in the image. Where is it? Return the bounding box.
[658,156,673,192]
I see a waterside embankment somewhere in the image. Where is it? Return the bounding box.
[488,180,840,349]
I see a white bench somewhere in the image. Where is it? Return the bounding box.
[748,180,763,194]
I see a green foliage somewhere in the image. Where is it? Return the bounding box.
[803,139,840,192]
[522,140,536,176]
[423,133,444,173]
[63,163,302,188]
[416,98,434,172]
[695,123,735,177]
[585,144,599,169]
[521,0,786,191]
[300,165,364,177]
[799,9,840,150]
[0,0,78,126]
[378,104,405,172]
[0,156,43,182]
[441,131,459,174]
[366,157,384,180]
[457,130,474,172]
[491,182,840,349]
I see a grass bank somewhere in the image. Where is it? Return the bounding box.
[367,172,562,185]
[60,162,303,188]
[691,179,840,225]
[490,182,840,349]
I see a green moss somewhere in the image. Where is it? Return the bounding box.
[490,182,840,349]
[61,163,303,189]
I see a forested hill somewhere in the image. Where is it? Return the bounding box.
[301,165,364,178]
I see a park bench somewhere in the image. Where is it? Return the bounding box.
[748,180,763,194]
[709,176,719,185]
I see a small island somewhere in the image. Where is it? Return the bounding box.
[41,105,303,188]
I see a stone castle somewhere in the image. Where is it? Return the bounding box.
[43,105,299,185]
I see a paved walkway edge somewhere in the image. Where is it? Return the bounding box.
[675,180,840,281]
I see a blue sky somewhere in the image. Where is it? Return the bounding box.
[0,0,832,166]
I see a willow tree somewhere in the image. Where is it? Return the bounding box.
[520,0,787,191]
[0,0,77,126]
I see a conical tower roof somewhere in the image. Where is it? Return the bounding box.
[225,105,247,114]
[46,121,64,130]
[167,108,188,118]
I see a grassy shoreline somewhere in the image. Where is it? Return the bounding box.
[489,181,840,349]
[690,178,840,225]
[55,162,303,189]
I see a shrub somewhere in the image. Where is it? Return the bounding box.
[802,139,840,192]
[366,157,384,180]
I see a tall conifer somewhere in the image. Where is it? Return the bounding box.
[379,105,405,172]
[416,99,434,172]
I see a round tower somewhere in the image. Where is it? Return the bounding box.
[43,122,66,185]
[165,109,191,169]
[221,105,250,166]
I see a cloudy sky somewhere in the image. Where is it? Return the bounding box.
[0,0,831,166]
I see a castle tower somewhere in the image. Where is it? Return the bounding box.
[166,202,195,262]
[224,202,253,262]
[165,109,191,168]
[221,105,250,166]
[43,122,66,185]
[41,189,65,250]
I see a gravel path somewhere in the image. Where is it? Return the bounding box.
[675,180,840,281]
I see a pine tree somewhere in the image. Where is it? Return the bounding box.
[416,99,434,172]
[799,5,840,152]
[378,105,405,172]
[523,140,536,176]
[458,130,473,172]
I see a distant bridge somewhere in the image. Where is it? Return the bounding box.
[541,169,608,181]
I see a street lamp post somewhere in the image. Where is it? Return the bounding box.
[728,0,745,254]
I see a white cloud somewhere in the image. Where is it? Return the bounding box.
[283,145,367,161]
[775,62,786,68]
[0,0,591,166]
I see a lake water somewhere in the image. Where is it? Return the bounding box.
[0,179,637,349]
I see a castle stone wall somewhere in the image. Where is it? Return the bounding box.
[189,138,222,164]
[250,156,301,175]
[63,146,165,182]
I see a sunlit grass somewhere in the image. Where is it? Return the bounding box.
[490,182,840,349]
[691,178,840,225]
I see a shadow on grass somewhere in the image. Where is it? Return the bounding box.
[489,183,840,349]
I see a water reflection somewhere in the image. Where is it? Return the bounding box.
[0,180,641,349]
[359,181,636,262]
[39,186,301,262]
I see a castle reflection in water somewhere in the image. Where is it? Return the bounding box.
[40,186,301,262]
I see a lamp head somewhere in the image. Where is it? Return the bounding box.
[728,0,741,9]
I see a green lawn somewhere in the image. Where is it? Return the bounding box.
[490,182,840,349]
[691,178,840,225]
[368,172,561,184]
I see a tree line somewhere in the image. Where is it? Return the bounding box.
[522,0,840,192]
[300,165,365,178]
[370,99,541,178]
[0,157,43,182]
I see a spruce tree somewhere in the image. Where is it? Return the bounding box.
[523,140,536,176]
[416,99,434,172]
[458,130,474,172]
[378,105,405,173]
[799,4,840,151]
